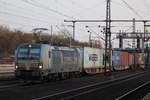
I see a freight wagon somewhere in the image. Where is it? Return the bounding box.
[112,49,144,71]
[112,50,130,70]
[129,53,145,69]
[112,50,122,70]
[83,47,105,74]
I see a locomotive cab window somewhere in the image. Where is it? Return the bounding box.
[17,47,41,60]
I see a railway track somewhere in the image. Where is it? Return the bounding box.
[0,69,149,100]
[0,69,148,100]
[0,78,40,90]
[115,80,150,100]
[0,72,30,90]
[0,83,20,89]
[32,70,150,100]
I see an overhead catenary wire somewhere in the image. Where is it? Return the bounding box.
[51,0,79,15]
[0,18,50,28]
[0,0,64,31]
[65,0,86,9]
[0,18,37,30]
[0,11,53,25]
[112,1,127,9]
[74,0,106,18]
[0,0,149,42]
[121,0,143,19]
[22,0,75,19]
[55,25,71,37]
[61,0,106,19]
[0,0,54,21]
[142,0,150,19]
[86,27,105,41]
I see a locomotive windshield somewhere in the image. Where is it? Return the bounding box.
[17,47,41,60]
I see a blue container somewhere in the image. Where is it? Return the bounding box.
[142,54,145,64]
[133,54,138,65]
[113,50,122,66]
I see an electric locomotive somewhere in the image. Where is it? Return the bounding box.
[15,43,82,81]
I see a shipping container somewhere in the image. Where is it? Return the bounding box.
[137,53,145,68]
[112,50,121,66]
[83,47,104,73]
[128,53,133,65]
[145,52,150,67]
[121,52,128,66]
[133,54,138,65]
[83,47,104,68]
[132,53,134,65]
[138,54,142,65]
[142,53,145,65]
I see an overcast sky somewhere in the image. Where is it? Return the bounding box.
[0,0,150,48]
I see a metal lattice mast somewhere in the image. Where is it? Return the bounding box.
[105,0,111,73]
[132,18,136,48]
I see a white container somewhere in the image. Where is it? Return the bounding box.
[83,47,104,69]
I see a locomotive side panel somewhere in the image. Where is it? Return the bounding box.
[45,47,82,80]
[51,50,62,73]
[40,45,52,70]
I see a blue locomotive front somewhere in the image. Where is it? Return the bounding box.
[15,43,82,81]
[15,43,44,80]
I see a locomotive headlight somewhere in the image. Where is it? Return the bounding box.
[39,65,43,69]
[15,66,18,69]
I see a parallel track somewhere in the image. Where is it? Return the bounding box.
[115,80,150,100]
[32,70,150,100]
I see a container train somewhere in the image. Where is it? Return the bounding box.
[15,43,145,81]
[112,49,145,70]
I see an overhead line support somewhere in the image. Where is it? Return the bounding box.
[64,20,150,23]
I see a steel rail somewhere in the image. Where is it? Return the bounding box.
[115,80,150,100]
[32,70,150,100]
